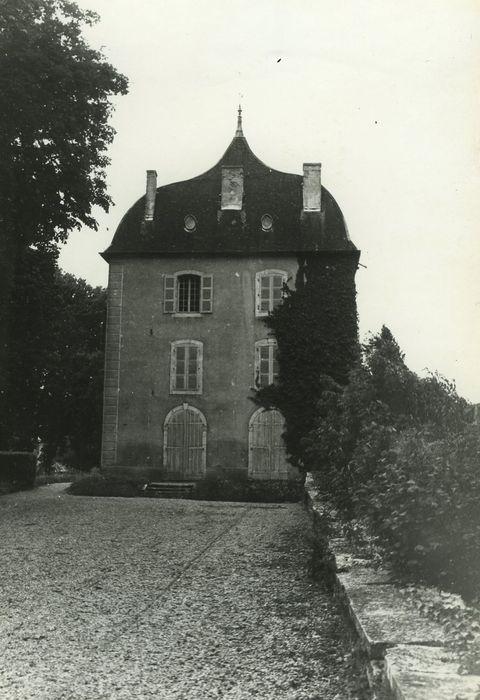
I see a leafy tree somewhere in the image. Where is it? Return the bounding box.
[255,254,359,466]
[8,248,106,466]
[39,268,107,468]
[307,326,480,597]
[6,245,60,448]
[0,0,127,442]
[306,326,469,507]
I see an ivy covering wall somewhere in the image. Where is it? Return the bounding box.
[256,246,480,601]
[255,252,360,466]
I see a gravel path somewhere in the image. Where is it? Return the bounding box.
[0,485,368,699]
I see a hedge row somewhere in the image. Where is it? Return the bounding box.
[68,473,304,503]
[305,327,480,600]
[191,475,304,503]
[0,451,36,491]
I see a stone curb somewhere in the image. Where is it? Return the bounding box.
[304,481,480,699]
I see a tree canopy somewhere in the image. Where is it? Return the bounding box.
[254,255,359,465]
[305,326,479,599]
[8,250,106,466]
[0,0,128,245]
[0,0,127,446]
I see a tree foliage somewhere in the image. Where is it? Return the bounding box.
[6,245,60,445]
[0,0,128,245]
[254,254,359,465]
[307,326,480,599]
[0,0,127,445]
[8,247,106,467]
[40,267,106,468]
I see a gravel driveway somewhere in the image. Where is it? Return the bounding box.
[0,485,368,699]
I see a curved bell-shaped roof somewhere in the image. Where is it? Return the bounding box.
[103,116,356,259]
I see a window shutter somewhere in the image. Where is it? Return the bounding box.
[254,342,260,387]
[170,343,177,392]
[200,275,213,313]
[197,343,203,393]
[164,275,175,313]
[170,341,203,394]
[255,273,262,316]
[272,343,279,383]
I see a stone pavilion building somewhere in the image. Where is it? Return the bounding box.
[100,109,359,483]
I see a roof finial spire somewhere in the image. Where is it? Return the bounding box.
[235,104,244,137]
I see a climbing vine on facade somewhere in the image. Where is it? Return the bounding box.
[254,253,359,466]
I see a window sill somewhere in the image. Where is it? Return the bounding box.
[173,313,203,318]
[170,390,203,396]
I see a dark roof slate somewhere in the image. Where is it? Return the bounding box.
[103,134,356,258]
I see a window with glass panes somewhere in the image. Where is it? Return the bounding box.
[256,270,287,316]
[178,274,201,313]
[170,341,203,394]
[255,339,279,388]
[163,273,213,314]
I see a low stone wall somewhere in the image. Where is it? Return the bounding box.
[305,478,480,699]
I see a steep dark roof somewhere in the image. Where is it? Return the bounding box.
[103,130,356,259]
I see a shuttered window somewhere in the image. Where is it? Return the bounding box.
[164,272,213,314]
[255,270,287,317]
[254,339,279,388]
[170,340,203,394]
[164,275,176,313]
[178,274,200,312]
[200,275,213,313]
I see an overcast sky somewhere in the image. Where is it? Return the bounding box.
[58,0,480,402]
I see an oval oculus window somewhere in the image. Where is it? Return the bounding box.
[184,215,197,232]
[261,214,273,231]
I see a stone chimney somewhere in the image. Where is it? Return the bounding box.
[144,170,157,221]
[221,166,244,210]
[302,163,322,211]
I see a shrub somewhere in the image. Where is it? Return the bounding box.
[67,472,304,503]
[308,326,480,599]
[191,475,304,503]
[0,451,36,492]
[67,474,142,497]
[254,254,359,466]
[354,426,480,599]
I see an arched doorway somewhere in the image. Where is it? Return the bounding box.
[248,408,289,479]
[163,404,207,478]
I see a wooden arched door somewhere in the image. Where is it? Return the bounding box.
[248,408,289,479]
[163,404,207,478]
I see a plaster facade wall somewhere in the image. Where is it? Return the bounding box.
[103,254,301,480]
